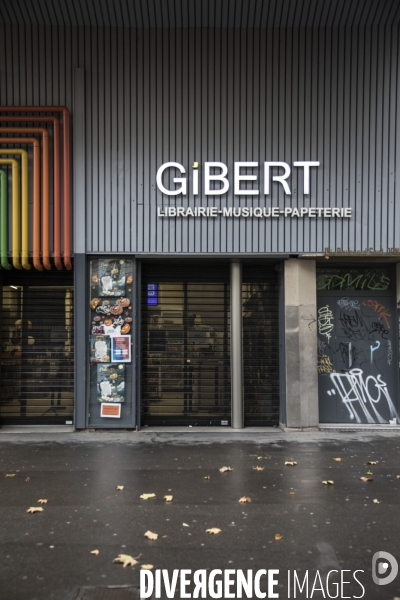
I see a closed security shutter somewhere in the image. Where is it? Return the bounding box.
[242,264,280,426]
[1,271,74,425]
[141,263,230,426]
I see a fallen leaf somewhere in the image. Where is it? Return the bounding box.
[322,480,335,485]
[360,477,374,482]
[257,456,263,460]
[366,461,378,465]
[182,523,190,527]
[206,528,221,535]
[141,564,154,570]
[219,466,234,472]
[253,466,264,471]
[144,530,158,540]
[164,495,173,502]
[37,499,48,504]
[238,497,252,503]
[373,499,380,504]
[203,476,210,480]
[116,486,124,491]
[25,477,30,482]
[285,461,297,466]
[113,554,138,568]
[333,458,343,462]
[140,493,156,500]
[365,471,373,476]
[27,507,44,513]
[90,549,100,555]
[397,475,400,479]
[5,474,16,478]
[275,534,283,541]
[290,492,296,495]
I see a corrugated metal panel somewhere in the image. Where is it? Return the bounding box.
[1,0,400,27]
[1,23,400,255]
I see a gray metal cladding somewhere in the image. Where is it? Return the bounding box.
[0,22,400,255]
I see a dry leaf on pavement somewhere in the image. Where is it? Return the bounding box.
[206,528,221,535]
[219,466,233,472]
[253,466,264,471]
[164,495,173,502]
[203,476,210,480]
[141,564,154,570]
[322,480,334,485]
[285,461,297,466]
[144,530,158,540]
[27,507,44,513]
[5,474,16,478]
[37,499,48,504]
[182,523,190,527]
[113,554,138,568]
[275,534,283,541]
[116,486,124,491]
[366,461,378,465]
[90,550,100,555]
[333,458,343,462]
[360,477,374,482]
[140,493,156,500]
[238,497,252,503]
[373,499,380,504]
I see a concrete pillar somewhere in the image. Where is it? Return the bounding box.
[230,262,244,429]
[283,259,319,429]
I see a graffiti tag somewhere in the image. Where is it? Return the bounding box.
[337,297,360,311]
[318,305,334,342]
[362,299,391,329]
[329,368,398,424]
[318,354,335,374]
[387,340,393,366]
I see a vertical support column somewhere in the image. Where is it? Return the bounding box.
[230,262,243,429]
[73,67,87,429]
[283,259,319,429]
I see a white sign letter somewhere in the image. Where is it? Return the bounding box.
[234,162,259,195]
[264,162,291,195]
[293,161,320,194]
[156,162,187,196]
[140,570,154,598]
[204,162,229,195]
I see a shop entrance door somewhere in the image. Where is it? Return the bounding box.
[141,264,230,426]
[317,267,399,424]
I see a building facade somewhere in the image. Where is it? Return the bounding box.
[1,0,399,430]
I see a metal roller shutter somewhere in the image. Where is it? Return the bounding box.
[141,263,231,426]
[242,264,280,426]
[0,270,74,425]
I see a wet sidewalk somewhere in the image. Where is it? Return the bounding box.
[0,430,400,599]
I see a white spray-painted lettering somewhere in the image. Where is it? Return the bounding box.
[329,368,398,424]
[337,297,360,311]
[318,305,334,342]
[370,340,380,363]
[317,338,326,354]
[387,339,393,366]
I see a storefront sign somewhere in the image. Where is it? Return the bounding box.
[156,161,320,196]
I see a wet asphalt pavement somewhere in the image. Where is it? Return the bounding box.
[0,430,400,600]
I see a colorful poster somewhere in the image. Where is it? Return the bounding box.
[111,336,131,363]
[97,364,125,402]
[96,259,127,297]
[90,335,111,363]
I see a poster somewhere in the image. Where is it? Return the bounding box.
[97,364,125,402]
[100,403,121,418]
[95,259,128,297]
[90,335,111,363]
[111,336,131,363]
